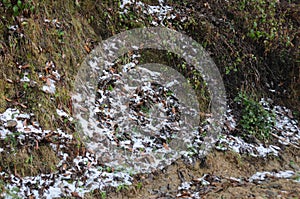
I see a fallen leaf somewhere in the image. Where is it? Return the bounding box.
[5,97,12,102]
[24,128,31,132]
[84,45,91,53]
[6,79,14,83]
[163,142,170,150]
[46,78,52,86]
[19,103,27,109]
[71,192,82,198]
[35,140,39,150]
[19,64,30,69]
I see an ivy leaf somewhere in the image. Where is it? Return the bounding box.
[13,5,19,16]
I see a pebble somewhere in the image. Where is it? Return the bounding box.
[6,120,17,128]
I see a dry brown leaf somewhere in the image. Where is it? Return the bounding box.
[71,192,81,198]
[46,78,51,86]
[6,79,13,83]
[19,64,30,69]
[84,45,91,53]
[163,142,170,150]
[35,140,39,150]
[24,128,31,132]
[5,97,12,102]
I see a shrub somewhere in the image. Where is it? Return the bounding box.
[235,92,275,141]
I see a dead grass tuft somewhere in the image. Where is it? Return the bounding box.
[0,145,59,177]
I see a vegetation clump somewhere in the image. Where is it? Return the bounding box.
[235,92,275,141]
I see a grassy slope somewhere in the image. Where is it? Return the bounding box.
[0,0,99,176]
[0,0,299,198]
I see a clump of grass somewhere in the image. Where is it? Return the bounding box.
[0,145,59,177]
[0,79,7,113]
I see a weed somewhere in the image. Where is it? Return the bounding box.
[140,105,150,114]
[229,0,293,52]
[0,145,59,177]
[116,183,129,192]
[3,186,22,199]
[294,172,300,182]
[235,92,275,141]
[136,182,143,190]
[0,179,5,196]
[4,131,21,149]
[2,0,35,17]
[100,191,107,199]
[187,145,198,156]
[225,65,237,75]
[106,166,112,173]
[107,84,114,91]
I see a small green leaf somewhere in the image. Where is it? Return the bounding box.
[13,5,19,15]
[253,21,257,28]
[17,0,22,8]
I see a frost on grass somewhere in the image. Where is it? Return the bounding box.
[74,53,201,173]
[1,82,299,198]
[120,0,188,27]
[0,108,132,198]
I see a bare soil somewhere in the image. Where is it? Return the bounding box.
[96,146,300,199]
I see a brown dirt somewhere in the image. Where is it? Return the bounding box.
[101,147,300,199]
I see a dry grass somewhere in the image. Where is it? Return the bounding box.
[0,145,59,177]
[0,0,98,177]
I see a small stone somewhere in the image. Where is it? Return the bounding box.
[6,120,17,128]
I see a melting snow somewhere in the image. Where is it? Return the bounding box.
[120,0,187,27]
[0,108,133,198]
[0,1,299,198]
[249,170,295,183]
[217,99,300,157]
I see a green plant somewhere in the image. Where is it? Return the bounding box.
[247,0,277,40]
[25,154,33,164]
[6,186,21,199]
[106,166,112,173]
[0,180,20,199]
[100,191,107,199]
[4,131,21,149]
[107,84,114,91]
[235,92,275,141]
[23,82,29,90]
[136,182,143,190]
[187,145,198,156]
[228,0,295,54]
[0,179,5,196]
[116,183,129,192]
[140,105,150,114]
[2,0,35,17]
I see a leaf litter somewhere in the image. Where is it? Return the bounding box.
[1,57,299,198]
[0,0,299,198]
